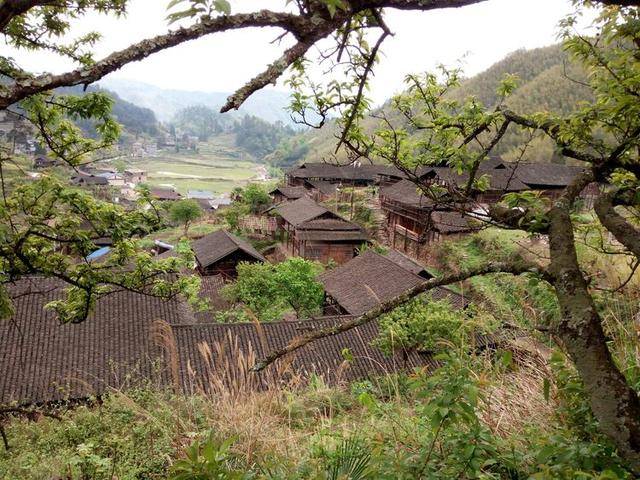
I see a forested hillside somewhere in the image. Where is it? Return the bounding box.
[99,78,296,125]
[62,85,160,138]
[271,43,594,166]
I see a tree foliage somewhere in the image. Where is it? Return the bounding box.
[222,258,324,322]
[169,199,203,236]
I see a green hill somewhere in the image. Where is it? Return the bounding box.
[271,43,594,166]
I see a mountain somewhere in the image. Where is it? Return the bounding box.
[271,43,594,166]
[98,78,295,126]
[60,84,161,139]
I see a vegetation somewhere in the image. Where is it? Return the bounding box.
[221,257,324,322]
[233,115,297,160]
[1,0,640,478]
[172,105,225,142]
[170,199,203,237]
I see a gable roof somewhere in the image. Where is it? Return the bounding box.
[305,180,338,195]
[171,316,440,390]
[431,211,480,234]
[273,197,337,227]
[0,277,188,405]
[383,249,432,278]
[319,250,468,316]
[269,185,307,200]
[510,163,585,188]
[295,218,369,242]
[191,230,266,268]
[288,162,406,183]
[380,179,436,209]
[150,187,182,200]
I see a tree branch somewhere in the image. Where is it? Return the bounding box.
[252,260,546,371]
[0,10,306,109]
[594,188,640,258]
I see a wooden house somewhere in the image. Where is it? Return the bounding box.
[272,197,369,265]
[33,155,56,169]
[191,230,266,278]
[269,185,308,203]
[285,162,406,189]
[319,250,468,316]
[149,187,182,201]
[380,179,480,259]
[123,168,147,184]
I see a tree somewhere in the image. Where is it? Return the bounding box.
[254,3,640,471]
[240,183,271,214]
[172,105,221,141]
[169,199,203,236]
[1,0,640,470]
[222,258,324,321]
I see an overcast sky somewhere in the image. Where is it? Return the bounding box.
[3,0,593,104]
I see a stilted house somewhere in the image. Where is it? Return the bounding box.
[269,185,308,203]
[319,250,468,316]
[380,179,480,258]
[285,162,406,189]
[272,197,369,264]
[191,230,266,278]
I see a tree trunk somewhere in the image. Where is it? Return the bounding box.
[548,205,640,471]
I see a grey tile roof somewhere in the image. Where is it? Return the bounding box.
[269,186,308,199]
[319,251,468,316]
[0,277,187,405]
[191,230,266,269]
[273,197,337,227]
[170,316,440,390]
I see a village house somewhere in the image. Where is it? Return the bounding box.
[191,230,266,278]
[1,275,466,406]
[285,162,406,189]
[123,168,147,184]
[71,172,110,187]
[380,178,481,258]
[269,185,308,203]
[319,249,468,316]
[32,155,56,169]
[149,186,182,201]
[96,171,125,187]
[272,197,369,265]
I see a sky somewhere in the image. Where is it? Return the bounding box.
[2,0,593,104]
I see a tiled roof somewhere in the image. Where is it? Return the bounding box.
[191,230,266,269]
[170,316,439,390]
[305,180,338,195]
[150,187,182,200]
[287,162,406,182]
[319,251,468,316]
[296,218,369,242]
[273,197,337,227]
[269,186,308,200]
[431,211,480,234]
[0,277,187,405]
[380,179,436,209]
[383,249,432,278]
[430,168,529,192]
[510,163,584,188]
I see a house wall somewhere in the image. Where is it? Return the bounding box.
[197,250,263,279]
[322,294,349,316]
[297,240,359,265]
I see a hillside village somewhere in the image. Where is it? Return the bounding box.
[2,1,640,478]
[0,156,600,406]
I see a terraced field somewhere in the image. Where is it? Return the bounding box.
[123,136,268,194]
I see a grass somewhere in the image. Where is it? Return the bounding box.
[117,137,268,195]
[0,334,557,480]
